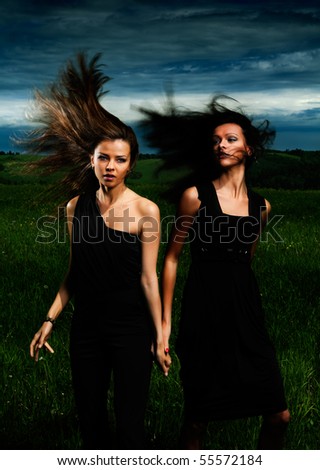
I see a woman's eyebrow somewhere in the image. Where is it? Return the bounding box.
[99,152,129,157]
[213,133,239,137]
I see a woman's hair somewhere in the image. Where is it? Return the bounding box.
[207,98,275,163]
[138,94,275,201]
[17,52,139,202]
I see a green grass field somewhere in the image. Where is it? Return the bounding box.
[0,154,319,449]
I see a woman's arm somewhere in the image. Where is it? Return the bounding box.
[30,196,79,361]
[250,198,271,260]
[161,187,200,351]
[139,200,172,376]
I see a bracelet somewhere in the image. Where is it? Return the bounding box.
[45,316,56,326]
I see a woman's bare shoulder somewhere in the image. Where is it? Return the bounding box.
[66,195,80,218]
[264,198,271,214]
[181,186,199,201]
[179,186,200,215]
[136,195,160,218]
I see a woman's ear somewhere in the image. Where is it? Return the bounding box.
[246,146,253,157]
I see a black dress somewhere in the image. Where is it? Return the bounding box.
[176,183,287,421]
[68,192,153,449]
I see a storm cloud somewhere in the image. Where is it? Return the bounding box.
[0,0,319,150]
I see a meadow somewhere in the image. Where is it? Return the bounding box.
[0,153,319,450]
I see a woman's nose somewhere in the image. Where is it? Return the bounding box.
[105,161,114,170]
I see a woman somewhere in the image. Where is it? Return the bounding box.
[141,97,290,449]
[28,53,171,450]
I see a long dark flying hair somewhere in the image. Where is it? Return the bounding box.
[16,52,139,204]
[138,93,275,202]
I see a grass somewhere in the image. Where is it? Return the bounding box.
[0,155,319,449]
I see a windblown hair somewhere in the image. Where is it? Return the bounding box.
[138,94,275,202]
[17,52,139,203]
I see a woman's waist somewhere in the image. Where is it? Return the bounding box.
[73,284,144,305]
[192,244,252,263]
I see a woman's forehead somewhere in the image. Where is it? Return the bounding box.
[213,123,244,135]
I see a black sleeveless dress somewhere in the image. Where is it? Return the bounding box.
[69,191,152,337]
[67,192,153,449]
[177,183,287,421]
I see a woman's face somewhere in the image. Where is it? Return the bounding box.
[91,139,131,188]
[213,123,251,167]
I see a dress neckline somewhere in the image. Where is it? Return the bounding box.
[92,193,140,237]
[210,183,251,218]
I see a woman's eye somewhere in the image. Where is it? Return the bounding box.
[117,158,127,163]
[213,138,220,145]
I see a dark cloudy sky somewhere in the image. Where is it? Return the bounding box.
[1,0,320,151]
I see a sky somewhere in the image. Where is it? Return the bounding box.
[1,0,320,152]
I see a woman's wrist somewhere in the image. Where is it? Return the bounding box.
[154,340,170,354]
[44,316,56,326]
[155,338,164,347]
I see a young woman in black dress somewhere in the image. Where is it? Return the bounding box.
[28,53,171,449]
[140,97,290,449]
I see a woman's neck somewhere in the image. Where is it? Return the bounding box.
[97,183,128,206]
[214,167,247,199]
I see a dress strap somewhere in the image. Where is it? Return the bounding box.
[248,189,267,221]
[196,182,220,215]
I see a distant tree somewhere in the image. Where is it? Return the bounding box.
[139,153,157,160]
[285,148,304,157]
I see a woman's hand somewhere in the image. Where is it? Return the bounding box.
[30,322,55,362]
[154,342,172,377]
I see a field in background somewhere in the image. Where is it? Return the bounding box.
[0,154,319,449]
